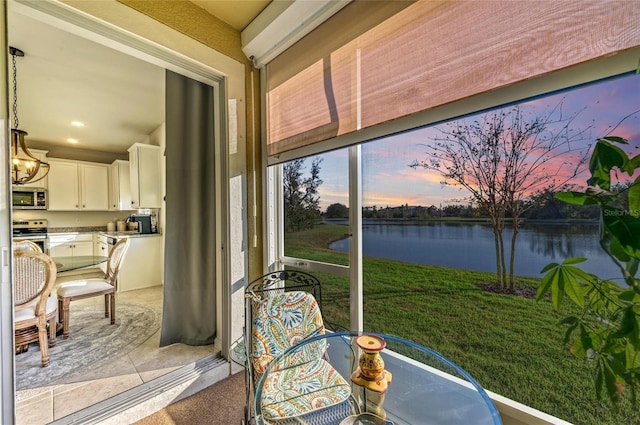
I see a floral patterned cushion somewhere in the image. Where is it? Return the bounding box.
[251,291,327,376]
[260,357,352,421]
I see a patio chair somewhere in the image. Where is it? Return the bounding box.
[56,238,130,338]
[14,250,58,366]
[239,270,355,425]
[13,239,44,253]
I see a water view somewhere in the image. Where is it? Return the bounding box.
[328,220,623,283]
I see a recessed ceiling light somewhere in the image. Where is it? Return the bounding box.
[71,121,85,127]
[67,138,78,144]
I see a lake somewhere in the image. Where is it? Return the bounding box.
[328,220,624,282]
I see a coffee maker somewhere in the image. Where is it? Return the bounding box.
[127,214,156,234]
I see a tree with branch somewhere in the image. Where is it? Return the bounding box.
[283,157,323,233]
[411,102,592,290]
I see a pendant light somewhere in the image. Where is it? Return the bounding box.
[10,46,49,185]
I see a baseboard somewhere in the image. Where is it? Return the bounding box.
[50,353,230,425]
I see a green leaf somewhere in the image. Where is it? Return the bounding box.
[610,306,640,344]
[619,289,640,302]
[628,176,640,217]
[588,140,629,190]
[602,207,640,258]
[540,262,559,274]
[563,257,588,265]
[555,191,599,206]
[563,268,586,308]
[536,269,557,302]
[626,342,640,371]
[600,136,628,145]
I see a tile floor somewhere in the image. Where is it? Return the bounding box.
[14,281,218,425]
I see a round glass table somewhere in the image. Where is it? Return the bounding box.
[255,332,502,425]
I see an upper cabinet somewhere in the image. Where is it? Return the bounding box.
[47,159,109,211]
[128,143,161,209]
[109,159,133,211]
[18,148,49,189]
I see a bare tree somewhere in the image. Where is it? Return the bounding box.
[411,102,592,290]
[283,157,323,233]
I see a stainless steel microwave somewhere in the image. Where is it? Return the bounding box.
[12,187,47,210]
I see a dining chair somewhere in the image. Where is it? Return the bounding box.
[14,250,58,367]
[13,239,43,252]
[56,238,130,339]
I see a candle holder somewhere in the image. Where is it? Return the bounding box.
[351,334,393,418]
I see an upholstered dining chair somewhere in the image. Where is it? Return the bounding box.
[14,250,58,367]
[56,238,130,339]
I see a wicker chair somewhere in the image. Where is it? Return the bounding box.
[14,250,58,367]
[56,238,129,338]
[240,270,355,425]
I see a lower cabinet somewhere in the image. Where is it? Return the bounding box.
[48,233,94,257]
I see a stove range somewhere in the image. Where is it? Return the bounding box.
[13,219,48,252]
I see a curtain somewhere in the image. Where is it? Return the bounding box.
[160,70,216,346]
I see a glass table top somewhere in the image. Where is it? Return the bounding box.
[52,255,107,273]
[254,332,502,425]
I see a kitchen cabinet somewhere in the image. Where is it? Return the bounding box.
[128,143,161,209]
[47,159,109,211]
[100,233,163,292]
[109,159,133,211]
[18,148,49,189]
[48,233,94,258]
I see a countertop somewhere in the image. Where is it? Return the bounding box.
[47,227,161,238]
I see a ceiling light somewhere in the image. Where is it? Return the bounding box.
[10,46,50,186]
[71,121,85,127]
[67,138,78,144]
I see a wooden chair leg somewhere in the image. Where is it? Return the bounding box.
[37,319,49,367]
[104,294,109,318]
[110,293,116,325]
[48,317,56,348]
[59,298,71,339]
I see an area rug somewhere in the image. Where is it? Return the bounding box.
[15,302,161,390]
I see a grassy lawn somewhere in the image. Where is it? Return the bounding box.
[285,224,640,425]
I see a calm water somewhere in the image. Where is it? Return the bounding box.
[328,220,623,282]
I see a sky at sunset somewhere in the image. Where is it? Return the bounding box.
[296,72,640,211]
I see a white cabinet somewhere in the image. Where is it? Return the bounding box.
[109,160,132,211]
[48,233,94,258]
[18,148,49,189]
[47,159,109,211]
[128,143,161,209]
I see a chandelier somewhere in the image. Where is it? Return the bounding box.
[10,46,49,185]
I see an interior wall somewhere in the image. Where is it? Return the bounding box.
[112,0,263,281]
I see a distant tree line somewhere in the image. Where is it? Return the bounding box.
[321,183,635,221]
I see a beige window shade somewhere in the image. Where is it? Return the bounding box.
[266,0,640,158]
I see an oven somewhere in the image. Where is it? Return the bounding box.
[13,219,48,254]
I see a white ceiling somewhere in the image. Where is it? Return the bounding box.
[7,9,166,158]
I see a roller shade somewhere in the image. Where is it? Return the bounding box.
[266,0,640,158]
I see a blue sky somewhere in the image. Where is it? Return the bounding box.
[301,72,640,211]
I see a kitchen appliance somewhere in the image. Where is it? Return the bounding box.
[127,214,155,234]
[12,187,47,210]
[13,219,48,253]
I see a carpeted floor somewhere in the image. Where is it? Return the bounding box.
[133,371,245,425]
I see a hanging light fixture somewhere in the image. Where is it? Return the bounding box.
[9,46,49,185]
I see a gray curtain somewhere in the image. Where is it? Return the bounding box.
[160,70,216,346]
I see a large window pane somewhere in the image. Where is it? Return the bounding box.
[356,73,640,425]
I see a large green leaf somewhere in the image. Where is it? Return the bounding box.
[610,306,640,345]
[629,175,640,217]
[588,140,629,190]
[555,191,599,206]
[602,207,640,258]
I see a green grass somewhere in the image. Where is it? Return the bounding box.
[285,224,640,425]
